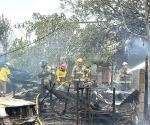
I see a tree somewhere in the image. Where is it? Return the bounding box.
[60,0,149,66]
[8,0,149,75]
[32,13,79,39]
[8,13,80,75]
[0,15,10,61]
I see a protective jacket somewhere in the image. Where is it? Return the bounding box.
[119,68,132,84]
[0,67,11,82]
[72,65,86,82]
[56,69,68,86]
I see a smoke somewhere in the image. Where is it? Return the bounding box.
[127,38,149,67]
[125,38,150,125]
[128,62,145,73]
[138,120,150,125]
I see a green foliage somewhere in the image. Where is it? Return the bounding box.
[8,13,80,75]
[9,38,27,54]
[0,15,10,52]
[60,0,147,63]
[32,13,79,39]
[7,0,149,75]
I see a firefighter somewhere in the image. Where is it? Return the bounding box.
[119,62,132,91]
[56,63,69,92]
[38,60,53,113]
[55,63,70,114]
[72,58,86,90]
[0,62,11,95]
[71,58,87,110]
[38,60,51,94]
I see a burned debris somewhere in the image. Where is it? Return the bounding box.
[0,97,36,125]
[1,1,150,125]
[0,54,148,125]
[0,56,147,125]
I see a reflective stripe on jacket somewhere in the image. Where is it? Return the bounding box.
[119,74,132,84]
[72,65,86,82]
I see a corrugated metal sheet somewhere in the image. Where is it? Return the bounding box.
[0,107,8,117]
[0,97,35,107]
[0,97,35,117]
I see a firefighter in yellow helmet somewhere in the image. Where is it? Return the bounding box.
[56,63,69,92]
[0,62,11,95]
[119,62,132,90]
[71,58,86,90]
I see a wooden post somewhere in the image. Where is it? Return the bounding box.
[76,82,79,125]
[112,88,116,114]
[144,56,149,120]
[138,69,145,113]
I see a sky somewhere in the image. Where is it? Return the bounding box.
[0,0,60,24]
[0,0,61,40]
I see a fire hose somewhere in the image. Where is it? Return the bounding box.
[35,81,56,125]
[35,94,44,125]
[56,81,68,89]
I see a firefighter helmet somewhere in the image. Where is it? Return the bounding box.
[60,63,66,70]
[122,62,128,66]
[76,58,83,63]
[5,62,11,67]
[5,62,11,66]
[40,60,48,67]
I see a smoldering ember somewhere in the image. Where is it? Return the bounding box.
[0,0,150,125]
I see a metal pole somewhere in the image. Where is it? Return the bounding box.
[76,82,79,125]
[112,88,116,114]
[49,80,53,109]
[87,87,91,125]
[84,87,89,125]
[111,61,113,87]
[144,56,149,120]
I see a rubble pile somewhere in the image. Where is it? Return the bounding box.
[13,82,139,125]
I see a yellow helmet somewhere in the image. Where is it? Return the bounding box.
[5,62,11,66]
[76,58,83,63]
